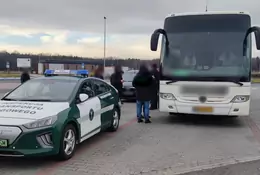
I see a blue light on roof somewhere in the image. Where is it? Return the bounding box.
[44,69,88,76]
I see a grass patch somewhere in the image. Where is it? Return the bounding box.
[0,73,20,77]
[252,78,260,83]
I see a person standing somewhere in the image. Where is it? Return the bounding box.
[93,65,104,79]
[110,65,123,100]
[132,64,153,123]
[20,69,30,84]
[150,64,159,110]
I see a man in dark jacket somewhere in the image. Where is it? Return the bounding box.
[150,64,160,110]
[132,64,154,123]
[20,70,30,84]
[110,65,123,100]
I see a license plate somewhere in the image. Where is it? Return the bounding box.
[193,106,213,113]
[0,139,8,147]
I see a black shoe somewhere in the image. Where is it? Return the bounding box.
[145,119,151,123]
[138,119,144,123]
[150,107,157,110]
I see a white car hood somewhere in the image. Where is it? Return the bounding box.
[0,100,70,126]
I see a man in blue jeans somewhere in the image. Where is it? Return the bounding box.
[139,101,151,120]
[132,64,154,123]
[141,102,151,119]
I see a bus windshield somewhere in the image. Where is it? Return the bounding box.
[161,14,251,81]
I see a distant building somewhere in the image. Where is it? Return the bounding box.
[38,59,102,74]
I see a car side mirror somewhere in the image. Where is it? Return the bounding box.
[79,93,89,102]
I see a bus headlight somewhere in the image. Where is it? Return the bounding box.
[231,95,249,103]
[160,93,176,100]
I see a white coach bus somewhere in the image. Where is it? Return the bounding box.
[150,12,260,117]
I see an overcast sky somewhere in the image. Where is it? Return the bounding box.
[0,0,259,58]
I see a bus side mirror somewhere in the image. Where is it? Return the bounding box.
[254,27,260,50]
[243,26,260,56]
[150,28,169,51]
[151,32,160,51]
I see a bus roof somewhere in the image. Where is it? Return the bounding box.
[166,11,250,18]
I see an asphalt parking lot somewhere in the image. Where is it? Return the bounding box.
[1,82,260,174]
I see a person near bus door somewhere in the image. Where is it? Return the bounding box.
[110,65,124,102]
[150,64,159,110]
[20,69,30,84]
[132,64,154,123]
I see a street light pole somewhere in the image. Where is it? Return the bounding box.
[103,16,107,68]
[205,0,208,12]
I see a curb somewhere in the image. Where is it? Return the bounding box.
[0,77,20,80]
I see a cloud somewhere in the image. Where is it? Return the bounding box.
[77,37,101,44]
[0,25,37,38]
[40,35,52,43]
[40,32,69,45]
[0,0,259,58]
[0,0,259,34]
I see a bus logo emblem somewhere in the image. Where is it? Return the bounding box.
[199,96,207,103]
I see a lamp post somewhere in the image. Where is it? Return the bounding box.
[205,0,208,12]
[103,16,107,68]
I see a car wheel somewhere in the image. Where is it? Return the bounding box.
[58,124,77,161]
[108,108,120,132]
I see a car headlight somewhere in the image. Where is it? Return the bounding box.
[24,115,58,129]
[231,95,250,103]
[160,93,176,100]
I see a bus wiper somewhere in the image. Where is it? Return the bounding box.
[166,80,178,84]
[207,78,244,86]
[227,80,243,86]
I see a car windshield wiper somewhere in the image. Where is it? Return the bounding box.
[166,80,179,85]
[19,99,52,102]
[2,98,18,101]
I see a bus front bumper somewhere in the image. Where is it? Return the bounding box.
[159,99,250,116]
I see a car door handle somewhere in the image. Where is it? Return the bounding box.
[109,97,114,99]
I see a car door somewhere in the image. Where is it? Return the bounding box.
[92,79,114,128]
[76,80,102,142]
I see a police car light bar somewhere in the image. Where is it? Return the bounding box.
[44,69,88,76]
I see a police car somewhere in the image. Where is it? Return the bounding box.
[0,69,121,160]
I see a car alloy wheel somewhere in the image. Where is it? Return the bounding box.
[108,108,120,132]
[63,129,76,156]
[113,110,119,129]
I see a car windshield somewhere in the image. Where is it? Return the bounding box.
[161,14,251,81]
[123,72,136,81]
[3,79,78,102]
